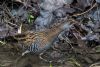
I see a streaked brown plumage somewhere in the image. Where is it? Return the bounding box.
[1,19,69,55]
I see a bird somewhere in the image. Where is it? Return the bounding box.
[0,17,70,56]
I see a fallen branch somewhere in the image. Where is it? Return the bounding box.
[72,3,97,17]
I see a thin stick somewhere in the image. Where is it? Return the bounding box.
[73,3,97,17]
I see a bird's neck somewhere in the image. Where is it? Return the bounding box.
[47,22,69,39]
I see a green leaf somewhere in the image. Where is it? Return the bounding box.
[49,62,53,67]
[28,14,34,24]
[30,15,34,19]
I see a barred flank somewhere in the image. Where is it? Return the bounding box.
[27,43,39,53]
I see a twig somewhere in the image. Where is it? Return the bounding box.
[3,3,18,27]
[18,23,22,34]
[89,62,100,67]
[72,3,97,17]
[39,51,52,63]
